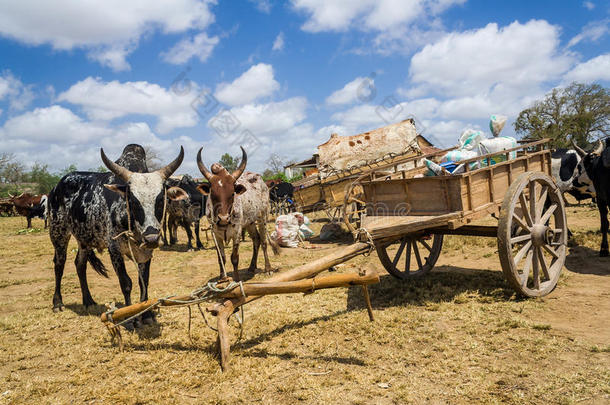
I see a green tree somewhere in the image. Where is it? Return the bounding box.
[514,82,610,148]
[28,163,61,194]
[60,164,77,177]
[219,153,239,172]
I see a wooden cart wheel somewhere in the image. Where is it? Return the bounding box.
[498,172,567,297]
[376,234,443,279]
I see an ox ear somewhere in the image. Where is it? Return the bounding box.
[197,183,210,195]
[167,186,188,201]
[104,184,127,197]
[235,184,247,195]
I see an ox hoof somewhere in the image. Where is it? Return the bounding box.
[52,305,64,313]
[196,244,204,250]
[600,250,609,257]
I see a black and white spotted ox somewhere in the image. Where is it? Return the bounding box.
[48,144,187,323]
[163,174,208,251]
[572,140,610,257]
[551,148,595,202]
[196,147,276,281]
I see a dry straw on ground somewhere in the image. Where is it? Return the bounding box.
[0,205,608,404]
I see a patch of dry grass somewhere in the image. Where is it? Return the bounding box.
[0,209,609,404]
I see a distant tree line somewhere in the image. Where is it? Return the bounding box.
[0,153,107,197]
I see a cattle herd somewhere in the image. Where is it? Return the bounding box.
[1,140,608,328]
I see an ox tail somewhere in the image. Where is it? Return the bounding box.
[267,232,280,256]
[87,251,109,278]
[41,195,48,220]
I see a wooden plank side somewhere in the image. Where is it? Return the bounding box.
[362,212,461,240]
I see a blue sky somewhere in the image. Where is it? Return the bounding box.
[0,0,608,175]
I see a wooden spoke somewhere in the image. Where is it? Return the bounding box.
[413,241,423,270]
[512,213,530,232]
[521,249,534,286]
[392,238,407,268]
[519,193,534,227]
[529,181,538,222]
[514,240,532,264]
[536,186,549,220]
[420,239,433,253]
[540,204,557,225]
[405,241,412,273]
[511,234,531,244]
[532,248,540,289]
[536,247,550,281]
[542,243,559,259]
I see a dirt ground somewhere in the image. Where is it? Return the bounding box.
[0,204,608,404]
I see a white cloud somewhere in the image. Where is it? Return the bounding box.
[57,77,201,134]
[249,0,272,13]
[272,32,285,51]
[211,97,308,136]
[330,103,385,131]
[0,71,35,111]
[0,0,217,71]
[583,1,595,10]
[291,0,464,31]
[214,63,280,107]
[326,76,374,106]
[161,32,220,65]
[564,54,610,83]
[567,19,608,47]
[0,105,109,144]
[409,20,574,98]
[0,104,207,174]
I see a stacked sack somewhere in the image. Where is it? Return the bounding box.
[270,212,314,248]
[425,114,515,176]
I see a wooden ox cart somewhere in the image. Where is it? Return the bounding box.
[101,139,565,370]
[343,138,566,297]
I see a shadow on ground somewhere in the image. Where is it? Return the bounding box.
[565,246,610,276]
[347,266,517,312]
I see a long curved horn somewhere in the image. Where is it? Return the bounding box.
[594,140,604,155]
[232,146,247,180]
[156,146,184,179]
[571,139,587,158]
[101,148,133,182]
[196,147,212,181]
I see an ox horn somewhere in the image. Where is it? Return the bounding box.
[232,146,247,180]
[156,146,184,180]
[100,148,133,182]
[571,139,587,158]
[196,147,213,181]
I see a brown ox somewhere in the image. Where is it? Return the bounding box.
[10,193,47,228]
[196,146,275,281]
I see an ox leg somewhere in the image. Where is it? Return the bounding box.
[257,221,273,273]
[195,219,204,250]
[169,220,178,245]
[598,202,609,257]
[75,247,96,308]
[183,220,194,251]
[138,260,156,324]
[231,241,241,281]
[51,231,70,312]
[246,225,260,273]
[109,246,138,329]
[109,246,133,306]
[26,215,32,229]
